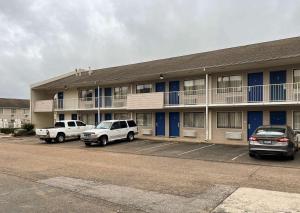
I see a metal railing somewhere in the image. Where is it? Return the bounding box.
[164,90,206,106]
[210,83,300,105]
[54,96,127,110]
[52,83,300,110]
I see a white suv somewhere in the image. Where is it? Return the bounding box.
[81,120,138,146]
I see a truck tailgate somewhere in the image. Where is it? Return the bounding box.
[36,129,48,136]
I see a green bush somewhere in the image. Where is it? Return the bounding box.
[0,128,15,134]
[22,123,34,132]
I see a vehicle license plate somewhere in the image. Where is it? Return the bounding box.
[263,141,272,144]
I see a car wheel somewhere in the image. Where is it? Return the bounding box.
[56,134,65,143]
[100,136,107,146]
[45,139,52,143]
[249,152,255,158]
[85,142,91,147]
[127,132,134,142]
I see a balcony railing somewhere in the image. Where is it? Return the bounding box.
[211,83,300,105]
[52,83,300,111]
[54,96,127,110]
[164,90,206,106]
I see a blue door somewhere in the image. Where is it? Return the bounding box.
[71,114,77,120]
[58,113,64,121]
[247,111,263,138]
[155,112,165,136]
[270,70,286,101]
[105,113,112,120]
[270,111,286,125]
[95,113,101,125]
[105,88,112,107]
[248,72,263,102]
[57,92,64,108]
[156,82,165,92]
[95,88,102,108]
[169,81,180,105]
[169,112,180,137]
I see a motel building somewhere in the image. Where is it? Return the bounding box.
[31,37,300,144]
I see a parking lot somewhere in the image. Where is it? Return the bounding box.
[6,137,300,169]
[1,136,300,212]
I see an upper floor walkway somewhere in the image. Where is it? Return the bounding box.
[33,82,300,112]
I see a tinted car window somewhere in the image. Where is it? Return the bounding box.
[120,121,128,128]
[68,121,76,127]
[255,127,286,136]
[127,120,137,127]
[76,121,86,126]
[111,122,121,130]
[55,122,65,128]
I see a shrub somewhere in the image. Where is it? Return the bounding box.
[22,123,34,132]
[0,128,15,134]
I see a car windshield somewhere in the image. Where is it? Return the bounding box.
[255,127,286,136]
[96,121,112,129]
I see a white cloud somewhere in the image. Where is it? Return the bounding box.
[0,0,300,98]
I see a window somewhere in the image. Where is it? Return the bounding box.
[217,112,242,128]
[114,87,128,99]
[183,112,205,128]
[294,112,300,130]
[217,75,242,93]
[136,113,152,127]
[293,70,300,88]
[23,109,28,114]
[68,121,76,127]
[0,108,3,114]
[111,122,121,130]
[184,79,205,94]
[80,89,93,101]
[114,113,130,120]
[11,109,16,114]
[120,121,128,128]
[55,122,65,128]
[76,121,86,126]
[136,84,152,93]
[127,120,137,127]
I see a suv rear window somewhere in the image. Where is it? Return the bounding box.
[255,127,286,136]
[127,120,137,127]
[120,121,128,128]
[55,122,65,128]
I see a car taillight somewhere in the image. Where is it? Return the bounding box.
[277,137,289,142]
[249,136,257,141]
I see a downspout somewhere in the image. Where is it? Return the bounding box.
[205,69,209,142]
[97,85,100,125]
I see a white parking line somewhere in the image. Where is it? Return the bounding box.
[135,143,173,152]
[231,152,248,161]
[177,144,215,156]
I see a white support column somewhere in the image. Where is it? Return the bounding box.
[205,73,209,142]
[97,85,100,124]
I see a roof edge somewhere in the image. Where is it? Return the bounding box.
[31,70,78,89]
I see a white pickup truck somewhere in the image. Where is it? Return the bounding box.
[81,120,138,146]
[36,120,94,143]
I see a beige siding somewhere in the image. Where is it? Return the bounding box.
[127,93,164,109]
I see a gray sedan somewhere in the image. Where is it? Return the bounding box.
[248,125,299,160]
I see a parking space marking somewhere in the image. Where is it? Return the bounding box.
[231,152,248,161]
[177,144,215,156]
[135,143,173,152]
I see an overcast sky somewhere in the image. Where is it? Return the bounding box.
[1,0,300,99]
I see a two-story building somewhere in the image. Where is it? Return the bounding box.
[0,98,30,128]
[31,37,300,144]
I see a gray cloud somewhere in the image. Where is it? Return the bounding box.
[0,0,300,98]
